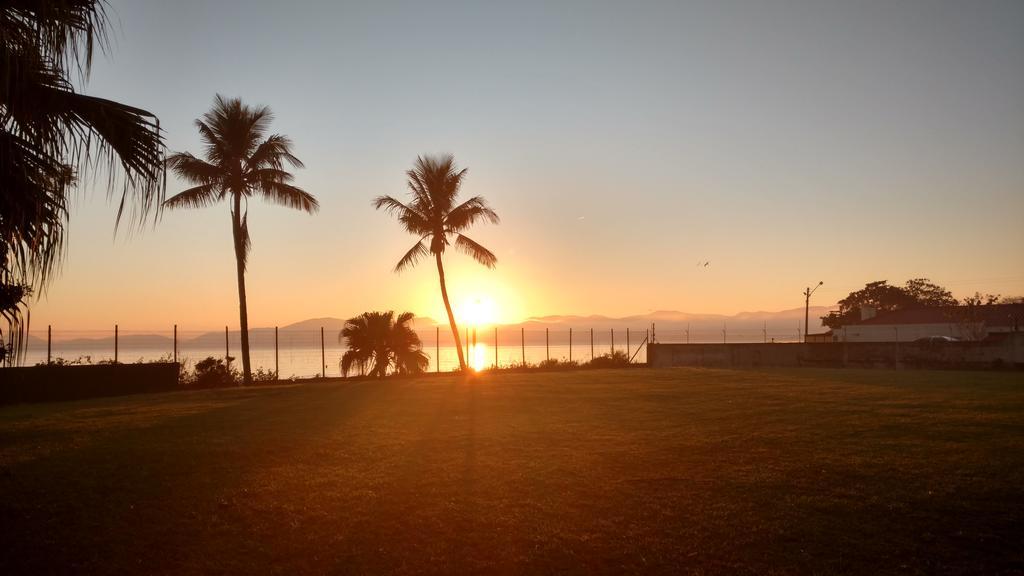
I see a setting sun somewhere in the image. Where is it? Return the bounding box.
[456,297,498,327]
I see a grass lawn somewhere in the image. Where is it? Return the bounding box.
[1,367,1022,575]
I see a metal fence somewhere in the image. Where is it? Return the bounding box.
[652,325,807,345]
[21,321,814,376]
[22,325,657,377]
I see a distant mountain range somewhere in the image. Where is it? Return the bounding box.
[30,307,834,348]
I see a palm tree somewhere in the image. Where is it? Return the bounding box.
[340,311,429,378]
[164,96,317,384]
[373,155,499,371]
[1,1,164,363]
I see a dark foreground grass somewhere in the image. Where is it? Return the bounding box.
[1,368,1022,575]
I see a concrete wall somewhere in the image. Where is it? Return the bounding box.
[648,333,1024,370]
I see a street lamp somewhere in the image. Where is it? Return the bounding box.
[803,281,823,342]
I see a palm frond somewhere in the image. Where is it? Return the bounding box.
[3,0,111,80]
[247,134,303,170]
[341,348,370,377]
[373,195,431,235]
[445,196,500,232]
[4,64,165,229]
[255,181,318,213]
[163,183,219,209]
[454,234,497,268]
[394,241,428,273]
[167,152,221,184]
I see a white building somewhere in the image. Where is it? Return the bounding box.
[833,304,1024,343]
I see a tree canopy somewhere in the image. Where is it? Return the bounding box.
[821,278,956,329]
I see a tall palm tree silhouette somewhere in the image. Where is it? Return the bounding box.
[374,155,499,371]
[164,96,317,384]
[340,311,429,378]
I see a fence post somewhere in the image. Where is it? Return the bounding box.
[436,326,440,373]
[320,326,325,378]
[225,326,229,361]
[274,326,279,378]
[590,328,594,360]
[494,327,498,369]
[173,324,178,364]
[627,328,630,363]
[652,323,656,343]
[114,324,119,363]
[610,328,614,356]
[546,327,549,362]
[47,325,52,364]
[521,327,525,366]
[569,328,573,363]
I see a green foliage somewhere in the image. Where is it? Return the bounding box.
[821,278,956,329]
[340,311,429,378]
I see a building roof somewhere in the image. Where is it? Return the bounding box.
[849,304,1024,327]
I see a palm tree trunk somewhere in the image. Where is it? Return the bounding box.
[436,252,467,370]
[231,194,252,385]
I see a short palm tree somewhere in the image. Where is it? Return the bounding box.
[164,95,317,384]
[373,155,499,371]
[340,311,429,378]
[1,1,164,363]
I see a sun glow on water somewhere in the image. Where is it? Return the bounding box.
[469,342,489,372]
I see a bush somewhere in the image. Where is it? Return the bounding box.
[187,356,238,388]
[588,350,630,368]
[36,356,92,366]
[251,367,279,383]
[537,358,579,370]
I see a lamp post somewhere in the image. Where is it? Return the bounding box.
[804,281,823,342]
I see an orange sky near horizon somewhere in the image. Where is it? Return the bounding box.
[26,187,1024,332]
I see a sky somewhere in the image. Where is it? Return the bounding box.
[29,0,1024,330]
